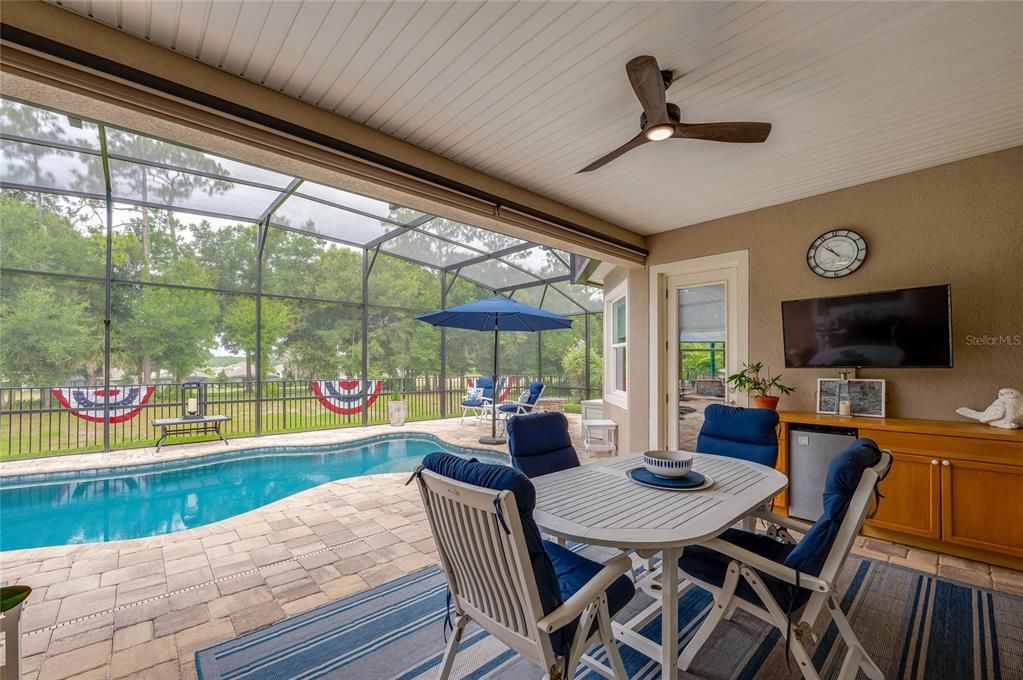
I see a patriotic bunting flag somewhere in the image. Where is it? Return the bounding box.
[467,376,513,402]
[51,386,156,423]
[310,379,384,415]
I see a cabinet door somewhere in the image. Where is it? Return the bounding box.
[941,459,1023,557]
[864,451,941,539]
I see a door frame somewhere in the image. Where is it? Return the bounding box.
[648,250,750,450]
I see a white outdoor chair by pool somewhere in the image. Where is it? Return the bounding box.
[675,443,891,680]
[414,452,634,680]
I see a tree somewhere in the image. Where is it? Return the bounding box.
[221,296,292,381]
[0,281,95,386]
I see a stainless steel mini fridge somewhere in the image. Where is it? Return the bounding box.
[788,425,858,521]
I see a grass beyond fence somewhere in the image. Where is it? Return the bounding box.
[0,376,596,460]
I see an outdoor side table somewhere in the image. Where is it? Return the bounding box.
[582,418,618,457]
[151,415,231,452]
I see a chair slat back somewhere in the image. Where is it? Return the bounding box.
[817,450,892,585]
[416,469,550,660]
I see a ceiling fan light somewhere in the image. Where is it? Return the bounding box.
[644,124,675,141]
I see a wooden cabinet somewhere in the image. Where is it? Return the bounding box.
[776,412,1023,570]
[865,451,940,540]
[941,459,1023,558]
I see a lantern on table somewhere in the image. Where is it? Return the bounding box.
[181,381,207,420]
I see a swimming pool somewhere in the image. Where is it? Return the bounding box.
[0,434,505,551]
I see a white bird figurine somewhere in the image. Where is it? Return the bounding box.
[956,388,1023,429]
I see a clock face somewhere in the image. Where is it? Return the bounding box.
[807,229,867,278]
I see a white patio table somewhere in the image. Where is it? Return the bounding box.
[532,453,787,679]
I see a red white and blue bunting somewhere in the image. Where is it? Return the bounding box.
[51,386,156,423]
[310,379,384,415]
[467,377,513,402]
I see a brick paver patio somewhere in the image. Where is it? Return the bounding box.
[2,415,1020,679]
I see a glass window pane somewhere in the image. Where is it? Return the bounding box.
[108,159,280,221]
[1,190,107,277]
[368,307,441,423]
[111,204,257,292]
[368,253,440,309]
[418,218,525,252]
[263,298,364,433]
[590,312,603,398]
[109,285,257,446]
[381,229,479,268]
[500,246,570,278]
[554,282,603,313]
[271,194,399,246]
[262,227,363,303]
[105,129,293,188]
[0,273,105,388]
[459,258,537,290]
[613,297,627,344]
[614,346,627,392]
[539,316,587,405]
[296,182,427,224]
[1,139,105,196]
[679,284,726,343]
[1,99,102,150]
[1,273,107,457]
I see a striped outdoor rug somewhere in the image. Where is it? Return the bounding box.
[195,552,1022,679]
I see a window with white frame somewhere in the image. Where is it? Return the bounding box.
[605,282,627,405]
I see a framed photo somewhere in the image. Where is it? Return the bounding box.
[816,378,886,417]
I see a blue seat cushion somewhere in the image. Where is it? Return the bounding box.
[696,404,780,467]
[461,398,485,407]
[421,452,562,623]
[680,438,883,613]
[506,412,580,478]
[544,540,635,649]
[498,403,519,413]
[677,528,807,610]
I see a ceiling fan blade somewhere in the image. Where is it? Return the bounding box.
[626,55,669,127]
[576,132,650,173]
[674,122,772,143]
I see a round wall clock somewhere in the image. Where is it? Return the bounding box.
[806,229,867,278]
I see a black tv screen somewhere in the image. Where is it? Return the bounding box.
[782,285,952,368]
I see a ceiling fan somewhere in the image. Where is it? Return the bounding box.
[577,55,772,173]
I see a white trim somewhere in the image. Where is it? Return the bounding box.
[604,279,628,409]
[648,251,750,450]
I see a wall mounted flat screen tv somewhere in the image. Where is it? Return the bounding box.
[782,285,952,368]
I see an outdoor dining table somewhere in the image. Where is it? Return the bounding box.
[532,452,788,679]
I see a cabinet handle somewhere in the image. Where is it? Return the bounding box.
[942,460,951,467]
[931,459,939,465]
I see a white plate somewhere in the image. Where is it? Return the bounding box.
[627,469,714,492]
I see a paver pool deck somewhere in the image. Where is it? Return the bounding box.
[2,415,1021,680]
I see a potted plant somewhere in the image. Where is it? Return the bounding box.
[725,362,794,410]
[387,393,407,427]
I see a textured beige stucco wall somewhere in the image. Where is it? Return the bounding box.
[605,146,1022,444]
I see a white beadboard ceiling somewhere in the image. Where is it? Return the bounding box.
[47,1,1023,235]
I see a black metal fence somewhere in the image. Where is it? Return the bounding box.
[0,375,597,459]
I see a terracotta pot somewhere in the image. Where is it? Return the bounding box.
[752,395,780,410]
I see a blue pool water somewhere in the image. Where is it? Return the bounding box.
[0,435,505,551]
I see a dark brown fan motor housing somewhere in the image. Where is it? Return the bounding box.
[577,55,772,173]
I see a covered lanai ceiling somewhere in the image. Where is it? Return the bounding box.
[42,1,1023,234]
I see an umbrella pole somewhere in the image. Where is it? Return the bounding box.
[480,317,506,445]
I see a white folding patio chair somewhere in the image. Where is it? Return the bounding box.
[415,466,632,680]
[676,450,891,680]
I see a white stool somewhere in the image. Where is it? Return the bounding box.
[582,418,618,457]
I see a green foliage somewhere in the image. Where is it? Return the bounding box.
[561,340,602,389]
[725,362,795,397]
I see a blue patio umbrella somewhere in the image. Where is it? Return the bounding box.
[417,296,572,445]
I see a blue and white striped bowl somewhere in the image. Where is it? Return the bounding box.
[642,450,694,479]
